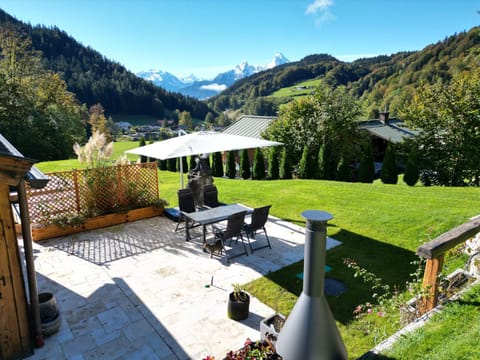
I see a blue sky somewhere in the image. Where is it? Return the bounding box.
[1,0,479,79]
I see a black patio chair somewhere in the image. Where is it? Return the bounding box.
[202,184,225,208]
[243,205,272,253]
[212,211,248,263]
[175,188,197,234]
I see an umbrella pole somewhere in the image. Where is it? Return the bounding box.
[179,157,184,189]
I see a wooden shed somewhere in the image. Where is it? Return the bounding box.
[0,152,34,359]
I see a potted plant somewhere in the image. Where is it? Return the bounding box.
[227,284,250,320]
[260,313,285,345]
[260,289,286,345]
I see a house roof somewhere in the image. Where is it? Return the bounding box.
[222,115,277,139]
[357,118,419,144]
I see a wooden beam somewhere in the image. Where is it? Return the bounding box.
[417,216,480,259]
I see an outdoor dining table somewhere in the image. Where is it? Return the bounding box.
[183,204,251,243]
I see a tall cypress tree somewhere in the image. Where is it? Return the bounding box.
[167,157,177,172]
[267,147,280,180]
[317,141,328,179]
[381,143,398,184]
[158,159,167,170]
[403,147,420,186]
[139,137,147,163]
[211,152,224,177]
[279,147,292,179]
[252,148,265,180]
[239,149,251,179]
[358,142,375,183]
[226,151,236,179]
[336,154,351,182]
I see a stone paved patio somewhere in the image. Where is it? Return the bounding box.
[23,209,341,359]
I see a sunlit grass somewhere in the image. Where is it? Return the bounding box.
[37,140,480,358]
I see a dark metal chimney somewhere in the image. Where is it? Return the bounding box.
[276,210,347,360]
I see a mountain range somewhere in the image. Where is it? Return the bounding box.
[137,52,290,99]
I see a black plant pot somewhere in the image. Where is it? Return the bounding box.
[227,292,250,320]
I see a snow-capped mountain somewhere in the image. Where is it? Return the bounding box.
[136,70,188,92]
[137,52,290,99]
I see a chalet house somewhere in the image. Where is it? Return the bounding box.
[222,115,278,164]
[357,111,418,161]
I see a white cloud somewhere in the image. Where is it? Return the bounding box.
[305,0,332,14]
[305,0,335,26]
[200,83,227,92]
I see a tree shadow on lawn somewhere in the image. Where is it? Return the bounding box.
[263,228,419,325]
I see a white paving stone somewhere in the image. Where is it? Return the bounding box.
[23,211,341,359]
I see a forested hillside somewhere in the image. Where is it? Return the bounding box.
[0,8,211,120]
[209,27,480,119]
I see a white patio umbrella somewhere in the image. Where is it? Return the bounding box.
[125,131,283,187]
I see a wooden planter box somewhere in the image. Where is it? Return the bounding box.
[30,206,164,241]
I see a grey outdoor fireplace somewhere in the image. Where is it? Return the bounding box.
[276,210,347,360]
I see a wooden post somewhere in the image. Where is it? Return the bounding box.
[419,255,444,314]
[73,169,80,212]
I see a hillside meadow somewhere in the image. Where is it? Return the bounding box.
[36,140,480,358]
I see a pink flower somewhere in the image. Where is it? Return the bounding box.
[377,311,386,317]
[367,308,373,314]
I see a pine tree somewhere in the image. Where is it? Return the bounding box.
[239,149,251,179]
[336,154,351,182]
[403,147,420,186]
[381,143,398,184]
[226,151,236,179]
[252,148,265,180]
[267,147,280,180]
[279,148,292,179]
[358,142,375,183]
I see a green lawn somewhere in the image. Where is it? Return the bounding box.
[380,283,480,360]
[37,140,480,359]
[270,78,322,98]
